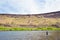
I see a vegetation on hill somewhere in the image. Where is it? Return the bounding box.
[0,15,60,28]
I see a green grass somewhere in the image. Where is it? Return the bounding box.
[0,26,60,31]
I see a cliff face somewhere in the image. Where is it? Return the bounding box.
[0,11,60,28]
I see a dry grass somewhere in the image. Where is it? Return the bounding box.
[0,15,60,28]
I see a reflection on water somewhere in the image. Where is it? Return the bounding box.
[0,31,60,40]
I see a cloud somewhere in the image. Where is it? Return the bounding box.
[0,0,39,14]
[0,0,60,14]
[43,0,60,13]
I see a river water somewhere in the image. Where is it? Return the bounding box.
[0,31,59,40]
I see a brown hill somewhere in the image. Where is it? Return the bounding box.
[0,11,60,28]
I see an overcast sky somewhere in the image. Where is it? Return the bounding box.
[0,0,60,14]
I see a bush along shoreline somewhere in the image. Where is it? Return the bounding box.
[0,27,60,31]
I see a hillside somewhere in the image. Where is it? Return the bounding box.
[0,11,60,28]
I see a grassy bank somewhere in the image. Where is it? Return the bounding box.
[0,15,60,31]
[0,27,60,31]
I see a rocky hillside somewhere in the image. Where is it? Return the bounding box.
[0,11,60,28]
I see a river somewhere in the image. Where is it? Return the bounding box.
[0,31,59,40]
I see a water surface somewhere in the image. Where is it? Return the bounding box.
[0,31,59,40]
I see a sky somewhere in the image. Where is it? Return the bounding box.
[0,0,60,14]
